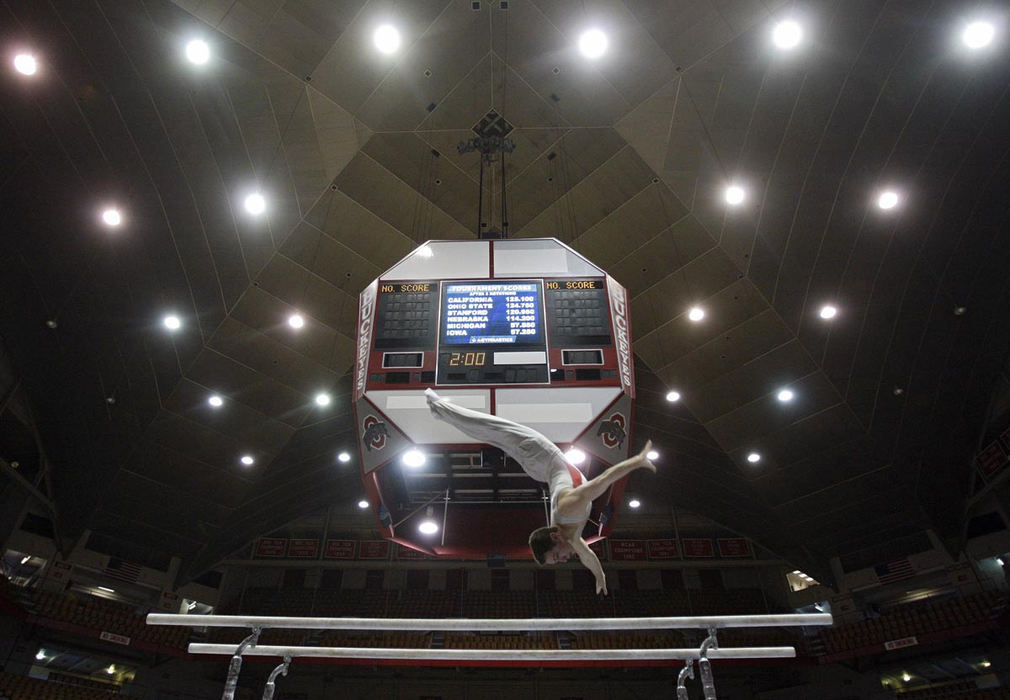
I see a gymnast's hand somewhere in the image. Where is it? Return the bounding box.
[596,575,608,596]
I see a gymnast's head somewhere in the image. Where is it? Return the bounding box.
[529,526,575,565]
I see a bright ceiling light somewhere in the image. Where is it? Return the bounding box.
[288,313,305,329]
[578,29,608,59]
[418,520,439,535]
[20,555,30,564]
[208,395,223,408]
[240,455,255,466]
[337,451,351,463]
[877,190,899,210]
[101,208,122,227]
[628,499,641,509]
[97,586,115,592]
[902,672,911,682]
[402,449,426,468]
[724,185,746,205]
[106,665,115,675]
[772,20,803,49]
[315,392,331,407]
[357,499,369,509]
[35,649,45,660]
[688,307,705,322]
[747,452,762,464]
[564,448,586,465]
[244,192,266,215]
[13,53,37,76]
[646,450,659,461]
[819,305,838,320]
[185,39,211,65]
[374,25,401,54]
[777,389,794,402]
[665,390,681,402]
[962,20,995,49]
[163,315,181,331]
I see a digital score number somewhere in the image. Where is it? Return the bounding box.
[448,351,487,367]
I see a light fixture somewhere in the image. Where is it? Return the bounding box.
[954,306,967,316]
[337,451,351,463]
[772,20,803,49]
[315,392,331,407]
[747,452,762,464]
[244,192,266,215]
[208,395,224,408]
[402,449,426,468]
[13,53,37,76]
[819,305,837,320]
[628,499,641,509]
[185,39,211,65]
[163,314,181,331]
[578,29,608,59]
[98,586,114,593]
[724,185,746,205]
[564,448,586,465]
[982,660,992,668]
[374,25,401,54]
[35,649,45,661]
[962,20,995,49]
[777,389,794,402]
[240,455,255,466]
[687,307,705,322]
[419,506,438,534]
[665,390,681,402]
[357,499,369,509]
[902,672,911,683]
[877,190,899,210]
[45,319,58,329]
[288,313,305,329]
[101,208,122,227]
[107,665,115,675]
[646,450,659,461]
[20,555,30,564]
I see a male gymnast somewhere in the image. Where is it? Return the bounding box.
[425,388,655,595]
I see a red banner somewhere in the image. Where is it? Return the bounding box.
[324,540,356,560]
[287,539,320,559]
[357,540,390,560]
[717,538,751,558]
[647,539,680,559]
[976,441,1007,478]
[610,540,647,561]
[682,538,714,558]
[255,537,287,558]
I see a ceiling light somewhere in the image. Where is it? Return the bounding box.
[772,20,803,49]
[13,53,37,76]
[564,448,586,465]
[208,395,223,408]
[288,313,305,329]
[185,39,210,65]
[877,190,899,210]
[101,208,122,227]
[688,307,705,322]
[665,390,681,402]
[777,389,794,402]
[402,449,426,468]
[747,452,762,464]
[45,319,58,329]
[962,20,995,49]
[98,586,114,593]
[418,520,438,535]
[107,665,115,675]
[954,306,967,316]
[244,192,266,215]
[724,185,746,205]
[982,660,992,668]
[374,25,401,54]
[628,499,641,509]
[163,315,181,331]
[315,392,331,407]
[357,499,369,509]
[578,29,608,59]
[902,672,911,682]
[337,451,351,463]
[20,556,30,564]
[646,450,659,461]
[35,649,45,660]
[819,305,837,320]
[240,455,255,466]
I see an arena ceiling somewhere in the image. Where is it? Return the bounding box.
[1,0,1009,587]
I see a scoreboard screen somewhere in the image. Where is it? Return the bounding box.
[441,281,544,346]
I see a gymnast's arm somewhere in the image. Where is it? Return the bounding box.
[570,536,608,595]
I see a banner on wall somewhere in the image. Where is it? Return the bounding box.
[610,540,647,561]
[647,539,680,559]
[976,441,1007,479]
[254,538,287,558]
[46,560,73,582]
[717,538,751,558]
[287,539,320,559]
[324,540,356,560]
[357,540,391,560]
[682,538,715,558]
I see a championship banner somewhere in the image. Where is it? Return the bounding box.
[100,631,131,646]
[647,539,680,559]
[976,441,1007,479]
[717,538,751,558]
[46,560,73,582]
[324,540,356,560]
[357,540,391,560]
[682,538,715,558]
[610,540,647,561]
[287,539,320,559]
[254,537,287,558]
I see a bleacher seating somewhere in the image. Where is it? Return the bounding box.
[895,681,1010,699]
[31,592,188,650]
[0,671,119,699]
[444,633,553,650]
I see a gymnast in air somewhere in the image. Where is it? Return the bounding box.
[425,388,656,595]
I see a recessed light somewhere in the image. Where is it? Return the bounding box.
[747,452,761,463]
[163,315,181,331]
[240,455,255,466]
[244,192,266,215]
[665,390,681,402]
[418,520,439,535]
[315,392,331,407]
[185,39,211,65]
[13,53,37,76]
[35,650,45,660]
[628,499,641,509]
[772,20,803,49]
[646,450,659,461]
[902,672,911,683]
[819,305,838,320]
[101,208,122,227]
[45,319,58,329]
[954,306,967,316]
[564,448,586,465]
[877,190,899,210]
[357,499,369,509]
[208,395,223,408]
[337,451,351,463]
[777,389,794,402]
[374,25,401,54]
[688,307,705,322]
[578,29,608,59]
[403,449,426,468]
[724,185,746,205]
[288,313,305,329]
[962,20,995,49]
